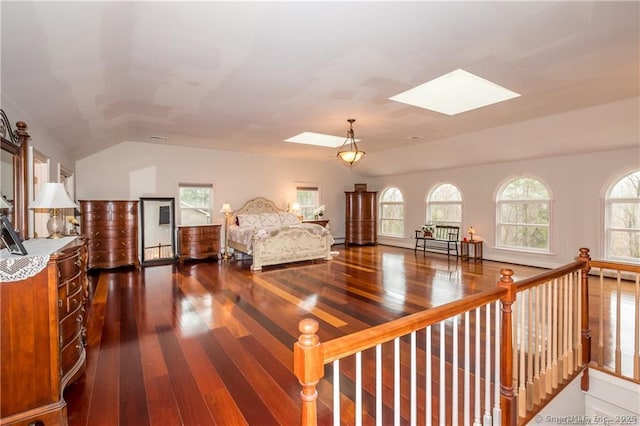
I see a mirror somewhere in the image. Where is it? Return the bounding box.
[1,110,29,239]
[1,148,14,212]
[140,197,176,265]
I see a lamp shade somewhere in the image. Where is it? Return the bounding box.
[337,118,365,166]
[219,203,232,214]
[30,183,77,209]
[0,197,11,209]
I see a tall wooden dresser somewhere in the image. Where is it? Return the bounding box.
[80,200,140,269]
[177,224,221,266]
[1,237,88,425]
[345,191,378,246]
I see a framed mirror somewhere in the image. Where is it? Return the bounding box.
[1,110,30,240]
[140,197,176,265]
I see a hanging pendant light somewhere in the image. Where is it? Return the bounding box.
[337,119,365,166]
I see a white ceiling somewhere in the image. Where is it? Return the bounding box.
[2,1,639,177]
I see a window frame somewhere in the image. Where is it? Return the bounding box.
[177,182,214,226]
[295,183,320,220]
[495,176,552,253]
[426,183,463,228]
[604,169,640,262]
[378,186,404,238]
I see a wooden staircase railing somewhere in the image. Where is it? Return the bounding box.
[294,248,638,425]
[588,258,640,381]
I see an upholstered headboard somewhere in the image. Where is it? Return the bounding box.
[232,197,285,216]
[230,197,299,227]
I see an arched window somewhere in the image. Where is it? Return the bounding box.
[496,177,551,251]
[426,183,462,227]
[605,170,640,261]
[379,187,404,237]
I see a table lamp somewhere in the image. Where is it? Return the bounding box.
[30,182,77,238]
[467,226,476,241]
[219,203,232,260]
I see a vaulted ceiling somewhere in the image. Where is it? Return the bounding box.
[2,1,638,176]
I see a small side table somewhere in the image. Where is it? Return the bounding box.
[461,240,483,261]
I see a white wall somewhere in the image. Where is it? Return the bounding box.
[370,147,639,267]
[1,96,75,184]
[76,141,362,239]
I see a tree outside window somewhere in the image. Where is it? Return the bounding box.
[605,170,640,261]
[379,187,404,237]
[296,185,320,220]
[179,183,213,225]
[496,177,550,251]
[427,183,462,228]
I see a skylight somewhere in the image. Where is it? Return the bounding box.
[284,132,358,148]
[389,69,520,115]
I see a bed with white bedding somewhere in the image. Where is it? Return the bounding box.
[227,197,334,271]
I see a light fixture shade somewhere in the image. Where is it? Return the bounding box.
[337,118,365,166]
[30,183,77,209]
[219,203,232,214]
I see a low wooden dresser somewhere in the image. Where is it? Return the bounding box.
[1,237,88,425]
[80,200,140,269]
[177,224,221,266]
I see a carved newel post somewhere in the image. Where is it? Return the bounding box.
[498,268,517,426]
[294,318,324,426]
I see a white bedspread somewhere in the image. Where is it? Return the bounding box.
[228,223,332,253]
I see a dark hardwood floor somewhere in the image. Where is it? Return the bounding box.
[63,245,630,425]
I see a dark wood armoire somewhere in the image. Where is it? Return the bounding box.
[345,191,377,246]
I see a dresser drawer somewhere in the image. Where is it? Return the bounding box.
[182,241,217,256]
[81,201,137,214]
[180,232,218,243]
[57,250,82,281]
[83,211,137,223]
[88,248,138,266]
[57,274,83,317]
[88,237,137,250]
[60,333,84,377]
[83,220,137,233]
[65,285,84,315]
[180,226,218,238]
[60,305,84,346]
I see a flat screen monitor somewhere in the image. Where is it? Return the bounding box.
[1,214,27,255]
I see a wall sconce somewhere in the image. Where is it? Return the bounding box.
[467,226,476,241]
[30,182,77,238]
[219,203,232,260]
[337,118,365,166]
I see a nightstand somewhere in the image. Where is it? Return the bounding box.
[303,219,329,228]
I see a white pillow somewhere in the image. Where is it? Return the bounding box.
[260,213,281,227]
[237,214,261,227]
[280,212,299,225]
